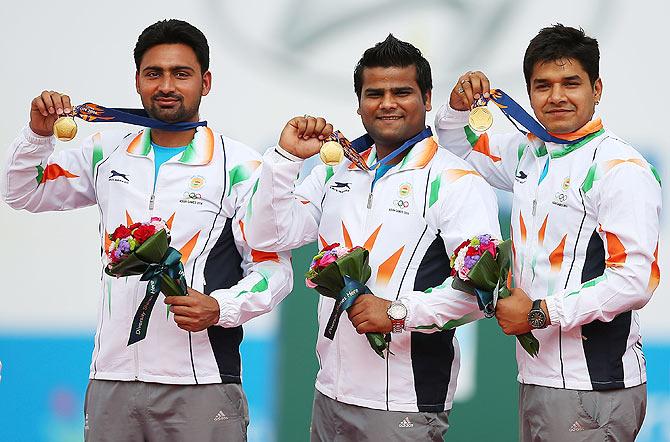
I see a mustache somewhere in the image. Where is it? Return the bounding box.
[152,92,183,100]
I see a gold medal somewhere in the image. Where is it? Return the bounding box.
[53,116,78,142]
[468,106,493,133]
[319,140,344,166]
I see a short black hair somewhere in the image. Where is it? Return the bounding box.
[354,34,432,102]
[134,19,209,73]
[523,24,599,91]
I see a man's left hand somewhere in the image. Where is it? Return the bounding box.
[165,287,220,332]
[495,288,534,335]
[347,294,392,334]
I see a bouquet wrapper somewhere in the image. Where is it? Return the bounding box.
[309,248,387,358]
[106,229,187,345]
[452,240,540,357]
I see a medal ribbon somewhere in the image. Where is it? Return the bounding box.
[350,127,433,169]
[128,247,188,345]
[488,89,594,145]
[73,102,207,131]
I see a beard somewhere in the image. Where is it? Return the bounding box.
[144,92,201,123]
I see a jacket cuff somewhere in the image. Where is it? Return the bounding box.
[397,295,415,328]
[209,290,240,328]
[23,124,56,145]
[544,296,561,326]
[274,144,304,163]
[435,104,470,129]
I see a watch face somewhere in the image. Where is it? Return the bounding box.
[528,310,546,329]
[388,303,407,320]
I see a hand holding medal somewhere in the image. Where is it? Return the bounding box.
[450,71,494,133]
[30,90,77,141]
[468,96,494,133]
[320,131,370,170]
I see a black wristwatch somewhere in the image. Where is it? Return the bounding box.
[527,299,548,329]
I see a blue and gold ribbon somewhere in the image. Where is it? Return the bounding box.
[350,127,433,168]
[73,102,207,131]
[488,89,595,145]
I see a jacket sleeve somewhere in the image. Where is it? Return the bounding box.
[401,171,503,333]
[2,125,98,211]
[209,162,295,328]
[243,145,327,252]
[545,158,662,331]
[434,104,526,192]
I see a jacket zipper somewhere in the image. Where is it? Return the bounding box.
[136,153,159,379]
[523,156,546,286]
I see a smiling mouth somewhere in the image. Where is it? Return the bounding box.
[546,109,573,115]
[153,96,182,107]
[377,116,403,120]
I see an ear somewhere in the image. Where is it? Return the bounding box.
[424,90,432,112]
[593,77,602,103]
[201,70,212,97]
[135,71,140,94]
[357,106,361,116]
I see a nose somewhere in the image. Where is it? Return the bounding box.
[158,75,176,94]
[379,91,397,110]
[548,84,566,104]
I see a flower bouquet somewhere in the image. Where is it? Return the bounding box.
[450,234,540,357]
[106,217,187,345]
[306,244,387,358]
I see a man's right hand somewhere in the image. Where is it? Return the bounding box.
[449,71,492,111]
[278,116,333,159]
[30,90,73,137]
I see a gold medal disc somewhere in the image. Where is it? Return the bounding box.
[53,116,78,142]
[468,107,493,133]
[319,140,344,166]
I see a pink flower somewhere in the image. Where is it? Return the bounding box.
[305,278,318,289]
[481,242,497,258]
[317,253,337,268]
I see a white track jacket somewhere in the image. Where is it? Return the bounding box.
[436,105,661,391]
[2,125,293,385]
[244,134,501,412]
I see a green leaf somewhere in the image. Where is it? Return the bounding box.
[160,273,186,296]
[135,229,170,263]
[466,251,500,292]
[335,248,371,283]
[517,333,540,358]
[366,332,387,359]
[451,277,477,297]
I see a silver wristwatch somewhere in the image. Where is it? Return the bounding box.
[387,300,408,333]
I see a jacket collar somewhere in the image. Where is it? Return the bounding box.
[126,126,215,166]
[529,118,605,159]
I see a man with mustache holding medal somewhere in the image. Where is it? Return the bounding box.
[435,24,661,441]
[2,19,293,441]
[243,35,502,441]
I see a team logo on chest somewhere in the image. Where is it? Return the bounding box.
[190,175,206,190]
[109,169,130,183]
[180,175,205,205]
[388,183,413,215]
[330,181,351,193]
[552,176,570,208]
